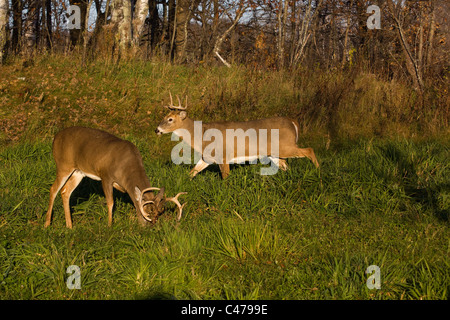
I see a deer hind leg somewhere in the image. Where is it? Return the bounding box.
[295,147,319,168]
[45,170,74,228]
[282,147,319,168]
[60,171,84,229]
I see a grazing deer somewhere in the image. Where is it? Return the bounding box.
[155,94,319,179]
[45,126,187,229]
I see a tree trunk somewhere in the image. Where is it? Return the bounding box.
[24,0,40,54]
[199,0,209,61]
[148,0,160,52]
[168,0,176,59]
[69,0,88,46]
[82,0,94,63]
[161,0,167,46]
[387,0,424,91]
[11,0,21,53]
[291,0,322,68]
[111,0,132,51]
[426,0,436,75]
[45,0,53,49]
[132,0,149,46]
[120,0,132,49]
[213,0,219,33]
[0,0,8,63]
[174,0,193,62]
[418,4,424,76]
[341,0,353,69]
[277,0,288,69]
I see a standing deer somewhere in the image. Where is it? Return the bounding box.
[155,94,319,179]
[45,126,187,229]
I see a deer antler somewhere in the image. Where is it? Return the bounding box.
[139,187,161,222]
[165,92,188,111]
[165,192,188,221]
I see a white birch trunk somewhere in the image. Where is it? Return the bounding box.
[120,0,132,48]
[0,0,8,62]
[111,0,132,50]
[24,0,40,53]
[132,0,149,45]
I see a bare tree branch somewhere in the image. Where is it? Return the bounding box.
[213,0,246,68]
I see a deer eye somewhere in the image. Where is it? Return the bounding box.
[168,118,173,122]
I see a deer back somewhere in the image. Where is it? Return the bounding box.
[52,126,150,192]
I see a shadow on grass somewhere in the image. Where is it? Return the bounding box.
[69,177,134,213]
[377,142,448,222]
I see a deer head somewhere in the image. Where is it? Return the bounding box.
[155,92,189,135]
[138,187,187,223]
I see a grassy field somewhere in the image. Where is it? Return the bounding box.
[0,56,449,299]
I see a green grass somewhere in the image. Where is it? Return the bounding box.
[0,137,448,299]
[0,56,448,299]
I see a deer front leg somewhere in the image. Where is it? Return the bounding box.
[219,163,230,179]
[278,159,288,171]
[189,158,210,178]
[101,180,115,226]
[269,157,288,171]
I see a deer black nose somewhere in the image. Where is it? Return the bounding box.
[155,128,160,134]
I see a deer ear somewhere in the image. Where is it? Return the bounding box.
[134,186,141,202]
[179,111,187,120]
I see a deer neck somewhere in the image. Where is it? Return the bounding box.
[181,117,195,133]
[173,117,194,143]
[120,166,152,199]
